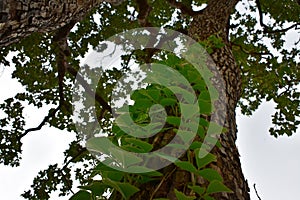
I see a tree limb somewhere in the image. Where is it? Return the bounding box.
[135,0,153,26]
[19,106,60,139]
[166,0,202,16]
[232,42,274,58]
[66,64,112,113]
[256,0,299,34]
[0,0,123,47]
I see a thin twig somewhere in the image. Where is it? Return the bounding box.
[150,167,177,200]
[254,183,262,200]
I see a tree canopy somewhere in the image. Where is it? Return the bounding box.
[0,0,299,199]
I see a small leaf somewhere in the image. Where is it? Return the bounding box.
[103,171,124,181]
[104,179,140,199]
[181,103,199,120]
[195,149,216,169]
[110,147,143,167]
[160,98,177,106]
[175,161,198,173]
[78,181,106,196]
[166,116,181,126]
[199,100,212,114]
[177,130,195,144]
[206,180,233,194]
[154,152,178,163]
[174,189,196,200]
[188,185,205,195]
[125,138,153,152]
[199,91,211,101]
[189,141,203,150]
[127,166,163,176]
[197,168,223,182]
[134,99,154,109]
[203,195,215,200]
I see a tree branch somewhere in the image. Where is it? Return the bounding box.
[166,0,202,16]
[256,0,299,34]
[0,0,124,47]
[19,106,60,139]
[66,64,112,113]
[232,42,274,58]
[135,0,153,26]
[53,21,76,106]
[254,184,262,200]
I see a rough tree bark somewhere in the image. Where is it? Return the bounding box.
[0,0,250,199]
[0,0,121,47]
[188,0,250,199]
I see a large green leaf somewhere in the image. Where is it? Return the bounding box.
[175,161,198,174]
[197,169,223,182]
[69,190,92,200]
[195,149,217,169]
[206,180,233,194]
[104,179,140,199]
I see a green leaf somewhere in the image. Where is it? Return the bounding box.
[166,116,181,126]
[206,180,233,194]
[78,181,106,196]
[188,185,205,195]
[198,100,212,114]
[195,149,216,169]
[70,190,92,200]
[86,137,111,155]
[126,166,163,176]
[177,130,195,144]
[154,152,178,163]
[140,89,161,102]
[124,138,153,152]
[189,141,203,150]
[168,86,196,104]
[134,99,154,109]
[199,91,211,101]
[174,189,196,200]
[103,171,124,181]
[197,126,205,139]
[203,195,215,200]
[104,179,140,199]
[175,161,198,173]
[180,103,199,120]
[110,147,143,167]
[197,169,223,182]
[160,98,177,106]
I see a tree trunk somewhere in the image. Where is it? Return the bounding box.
[132,0,250,199]
[188,0,250,199]
[0,0,121,47]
